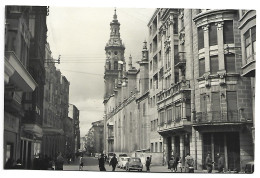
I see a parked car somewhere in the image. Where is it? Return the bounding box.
[118,157,130,169]
[119,153,128,157]
[95,153,101,158]
[125,157,143,171]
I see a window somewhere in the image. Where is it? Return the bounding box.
[200,94,207,113]
[175,105,181,122]
[167,109,172,124]
[174,45,179,65]
[198,26,204,50]
[209,23,217,46]
[245,30,252,59]
[160,112,164,125]
[210,55,219,74]
[226,91,238,121]
[173,18,178,34]
[223,21,234,44]
[151,143,154,152]
[225,54,236,73]
[114,61,118,70]
[211,92,221,120]
[199,58,205,77]
[159,142,163,152]
[155,142,158,152]
[252,26,256,56]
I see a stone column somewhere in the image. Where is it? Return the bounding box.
[196,131,203,170]
[216,21,225,71]
[180,135,184,164]
[171,136,175,155]
[203,24,210,73]
[161,27,167,89]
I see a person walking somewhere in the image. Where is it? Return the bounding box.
[205,153,213,173]
[217,153,225,173]
[168,157,175,172]
[146,157,151,172]
[173,155,179,172]
[98,153,106,171]
[185,153,194,173]
[177,157,183,172]
[55,152,64,170]
[109,154,118,171]
[79,155,84,170]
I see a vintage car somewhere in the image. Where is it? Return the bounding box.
[125,157,143,171]
[118,157,130,169]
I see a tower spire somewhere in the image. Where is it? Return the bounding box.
[113,7,117,20]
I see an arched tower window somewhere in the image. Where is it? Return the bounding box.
[114,61,118,70]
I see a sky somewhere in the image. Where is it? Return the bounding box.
[46,7,155,137]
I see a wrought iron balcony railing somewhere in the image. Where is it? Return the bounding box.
[194,110,245,124]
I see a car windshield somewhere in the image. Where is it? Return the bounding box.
[122,157,130,161]
[131,158,141,162]
[119,154,127,157]
[108,153,114,156]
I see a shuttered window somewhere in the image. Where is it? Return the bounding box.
[225,54,236,73]
[223,21,234,44]
[209,24,218,46]
[210,55,219,74]
[198,27,204,50]
[226,91,238,121]
[199,58,205,77]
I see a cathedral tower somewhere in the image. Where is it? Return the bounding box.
[104,9,126,100]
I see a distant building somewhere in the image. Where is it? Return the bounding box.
[86,120,104,154]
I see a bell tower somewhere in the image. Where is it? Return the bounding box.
[104,8,126,101]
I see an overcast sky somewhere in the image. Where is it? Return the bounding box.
[46,7,155,137]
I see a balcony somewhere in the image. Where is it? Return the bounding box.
[158,117,192,135]
[157,80,190,103]
[5,51,37,92]
[194,110,251,125]
[175,52,186,68]
[241,55,255,77]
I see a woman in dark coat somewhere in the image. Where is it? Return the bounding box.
[98,154,106,171]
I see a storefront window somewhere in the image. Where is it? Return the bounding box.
[33,142,41,158]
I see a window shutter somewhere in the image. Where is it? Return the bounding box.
[209,24,218,46]
[210,56,219,74]
[223,21,234,44]
[198,27,204,50]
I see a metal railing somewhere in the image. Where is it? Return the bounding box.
[195,110,241,123]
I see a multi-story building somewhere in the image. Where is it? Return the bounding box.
[68,104,80,154]
[41,43,70,159]
[91,120,104,154]
[148,8,255,171]
[4,6,37,167]
[238,10,256,147]
[103,10,151,155]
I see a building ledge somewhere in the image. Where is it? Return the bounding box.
[22,124,43,138]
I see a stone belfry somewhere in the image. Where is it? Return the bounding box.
[104,8,126,100]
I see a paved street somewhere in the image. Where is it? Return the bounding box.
[63,156,215,173]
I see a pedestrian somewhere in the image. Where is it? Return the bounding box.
[217,153,225,173]
[177,157,182,172]
[55,152,64,170]
[205,152,214,173]
[145,157,151,172]
[109,154,118,171]
[173,155,179,172]
[184,153,194,173]
[168,157,175,172]
[13,159,24,169]
[98,153,106,171]
[79,155,84,170]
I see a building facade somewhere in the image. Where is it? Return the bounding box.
[147,8,255,171]
[4,6,37,167]
[86,120,104,154]
[103,10,152,155]
[68,104,80,154]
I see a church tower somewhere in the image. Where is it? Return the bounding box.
[104,9,126,101]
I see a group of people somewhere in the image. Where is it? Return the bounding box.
[168,152,225,173]
[205,152,225,173]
